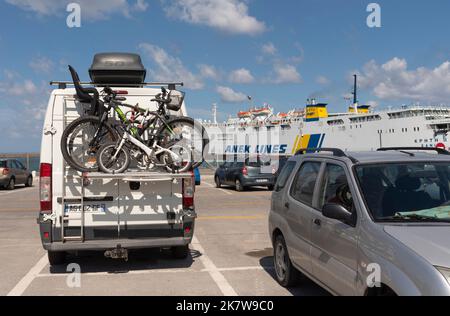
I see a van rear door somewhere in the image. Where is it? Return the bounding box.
[117,174,186,239]
[52,93,121,241]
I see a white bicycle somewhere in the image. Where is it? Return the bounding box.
[97,87,208,174]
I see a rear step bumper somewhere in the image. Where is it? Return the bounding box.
[43,236,192,252]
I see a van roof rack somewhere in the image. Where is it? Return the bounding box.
[50,81,184,90]
[295,148,359,163]
[378,147,450,156]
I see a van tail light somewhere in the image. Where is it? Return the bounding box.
[182,172,195,209]
[2,168,9,175]
[40,163,52,214]
[114,90,128,95]
[242,167,248,176]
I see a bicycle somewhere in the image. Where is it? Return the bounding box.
[61,66,208,173]
[97,86,205,174]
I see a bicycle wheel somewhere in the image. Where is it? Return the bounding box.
[157,117,209,170]
[97,143,131,174]
[61,116,118,172]
[160,141,193,173]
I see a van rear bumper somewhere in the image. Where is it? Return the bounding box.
[43,236,192,252]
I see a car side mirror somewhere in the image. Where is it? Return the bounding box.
[322,203,353,224]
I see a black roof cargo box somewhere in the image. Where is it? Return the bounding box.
[89,53,146,86]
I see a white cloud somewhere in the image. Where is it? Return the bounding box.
[163,0,266,35]
[216,86,248,103]
[271,64,302,84]
[6,0,149,20]
[0,78,37,96]
[356,57,450,103]
[29,56,54,74]
[132,0,148,12]
[316,75,330,85]
[0,73,49,146]
[139,43,204,90]
[198,64,220,80]
[229,68,254,84]
[262,42,277,55]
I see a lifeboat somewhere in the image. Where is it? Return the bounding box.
[290,109,305,118]
[237,111,252,119]
[251,107,272,117]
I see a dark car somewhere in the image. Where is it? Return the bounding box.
[214,156,276,191]
[0,159,33,190]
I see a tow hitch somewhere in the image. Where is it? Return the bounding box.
[104,244,129,261]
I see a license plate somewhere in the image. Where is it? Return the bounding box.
[64,204,106,214]
[256,179,269,183]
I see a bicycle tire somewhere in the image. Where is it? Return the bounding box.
[97,142,131,174]
[61,116,119,172]
[156,117,209,170]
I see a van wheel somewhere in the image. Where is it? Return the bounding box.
[172,245,190,259]
[215,176,222,188]
[25,176,33,187]
[7,178,15,190]
[273,235,300,287]
[235,179,244,192]
[48,251,66,266]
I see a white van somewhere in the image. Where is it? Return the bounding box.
[37,54,197,266]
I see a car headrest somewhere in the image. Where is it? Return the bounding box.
[396,176,421,191]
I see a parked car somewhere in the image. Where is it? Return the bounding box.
[215,156,276,191]
[0,159,33,190]
[269,147,450,296]
[194,168,201,186]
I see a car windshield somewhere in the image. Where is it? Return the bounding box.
[356,162,450,222]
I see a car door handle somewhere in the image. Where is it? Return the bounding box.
[313,219,322,227]
[284,202,290,209]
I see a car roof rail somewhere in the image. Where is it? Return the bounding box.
[295,148,359,163]
[378,147,450,156]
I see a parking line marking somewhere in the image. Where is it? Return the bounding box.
[202,182,233,195]
[7,254,48,296]
[191,236,238,296]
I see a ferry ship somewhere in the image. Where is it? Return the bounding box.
[199,76,450,158]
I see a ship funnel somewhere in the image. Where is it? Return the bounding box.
[305,99,328,122]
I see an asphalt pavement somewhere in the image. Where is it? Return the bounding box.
[0,176,328,296]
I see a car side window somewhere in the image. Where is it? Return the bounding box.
[7,160,15,168]
[319,164,354,212]
[275,161,296,192]
[15,161,25,169]
[290,162,322,206]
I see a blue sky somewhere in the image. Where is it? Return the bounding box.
[1,0,450,152]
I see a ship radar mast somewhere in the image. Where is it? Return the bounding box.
[352,74,358,113]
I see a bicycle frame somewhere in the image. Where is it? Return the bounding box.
[112,128,182,166]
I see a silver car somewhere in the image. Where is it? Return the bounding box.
[0,159,33,190]
[269,147,450,296]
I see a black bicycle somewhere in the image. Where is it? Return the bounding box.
[61,66,209,173]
